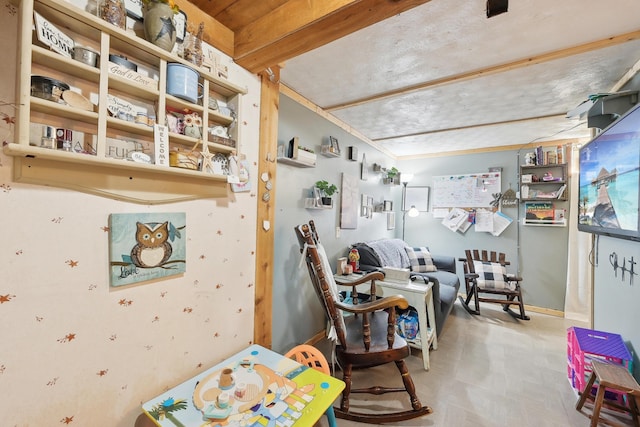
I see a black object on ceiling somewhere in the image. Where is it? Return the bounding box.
[487,0,508,18]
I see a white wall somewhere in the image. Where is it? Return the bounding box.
[592,236,640,378]
[0,2,261,425]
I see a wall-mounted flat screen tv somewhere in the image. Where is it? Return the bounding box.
[578,102,640,241]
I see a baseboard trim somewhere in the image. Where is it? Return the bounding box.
[525,305,564,317]
[457,293,564,317]
[306,330,327,346]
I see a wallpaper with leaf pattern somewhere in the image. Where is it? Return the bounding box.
[0,2,261,425]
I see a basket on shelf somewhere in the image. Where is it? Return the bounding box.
[209,135,236,148]
[169,148,200,170]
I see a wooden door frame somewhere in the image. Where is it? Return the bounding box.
[253,66,280,348]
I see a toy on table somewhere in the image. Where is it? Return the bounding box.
[348,248,360,272]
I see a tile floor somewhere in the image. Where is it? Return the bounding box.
[313,302,636,426]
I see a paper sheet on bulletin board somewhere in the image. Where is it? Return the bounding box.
[432,172,501,208]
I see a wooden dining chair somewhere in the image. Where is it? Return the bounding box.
[294,220,432,423]
[458,249,529,320]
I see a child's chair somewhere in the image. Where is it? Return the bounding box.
[284,344,337,427]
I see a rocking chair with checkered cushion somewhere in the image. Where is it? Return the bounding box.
[295,220,432,424]
[458,249,529,320]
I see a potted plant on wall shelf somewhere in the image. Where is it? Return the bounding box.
[384,167,399,184]
[315,180,339,207]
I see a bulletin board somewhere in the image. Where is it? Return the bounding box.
[432,172,501,208]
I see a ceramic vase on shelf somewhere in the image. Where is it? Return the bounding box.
[143,1,177,52]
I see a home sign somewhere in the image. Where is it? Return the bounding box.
[34,12,74,58]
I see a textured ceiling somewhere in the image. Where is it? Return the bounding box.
[280,0,640,158]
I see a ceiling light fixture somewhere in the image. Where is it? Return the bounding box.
[486,0,508,18]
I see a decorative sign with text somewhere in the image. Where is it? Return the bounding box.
[34,11,74,57]
[107,62,158,90]
[154,124,169,167]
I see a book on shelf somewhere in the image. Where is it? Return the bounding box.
[557,145,565,164]
[528,184,566,199]
[288,137,299,159]
[546,150,557,165]
[528,145,566,166]
[536,146,543,165]
[524,202,566,225]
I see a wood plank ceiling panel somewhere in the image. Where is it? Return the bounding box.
[213,0,291,32]
[187,0,236,17]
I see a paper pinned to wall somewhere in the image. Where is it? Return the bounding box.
[491,211,513,236]
[474,209,494,232]
[473,209,513,236]
[432,208,450,218]
[442,207,469,232]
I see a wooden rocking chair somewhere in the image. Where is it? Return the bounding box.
[295,221,432,424]
[458,249,530,320]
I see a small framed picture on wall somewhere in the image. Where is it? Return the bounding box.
[361,153,368,181]
[124,0,143,20]
[387,212,395,230]
[329,136,340,155]
[348,146,358,161]
[403,186,430,212]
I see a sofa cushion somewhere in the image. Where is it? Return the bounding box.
[473,260,515,291]
[406,247,437,273]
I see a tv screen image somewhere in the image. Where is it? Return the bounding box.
[578,102,640,241]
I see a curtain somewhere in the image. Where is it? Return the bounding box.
[564,142,592,323]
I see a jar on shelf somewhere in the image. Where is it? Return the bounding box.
[98,0,126,30]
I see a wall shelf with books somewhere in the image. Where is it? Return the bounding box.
[520,163,568,201]
[276,137,317,167]
[523,202,567,227]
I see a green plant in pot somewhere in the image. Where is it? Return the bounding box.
[315,180,338,206]
[384,167,399,184]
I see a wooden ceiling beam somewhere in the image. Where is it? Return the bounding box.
[233,0,432,73]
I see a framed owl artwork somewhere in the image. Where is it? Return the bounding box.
[108,212,186,287]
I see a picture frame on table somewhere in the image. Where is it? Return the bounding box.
[329,136,340,155]
[387,212,395,230]
[124,0,143,20]
[361,153,368,181]
[313,187,322,204]
[174,10,187,43]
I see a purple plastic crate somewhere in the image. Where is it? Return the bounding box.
[567,327,633,405]
[572,327,632,361]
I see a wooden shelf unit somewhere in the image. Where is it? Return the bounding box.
[520,163,568,201]
[7,0,248,204]
[276,157,315,168]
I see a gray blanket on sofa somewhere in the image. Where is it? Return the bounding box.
[366,238,411,269]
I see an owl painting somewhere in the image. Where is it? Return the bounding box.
[109,213,186,287]
[130,222,173,268]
